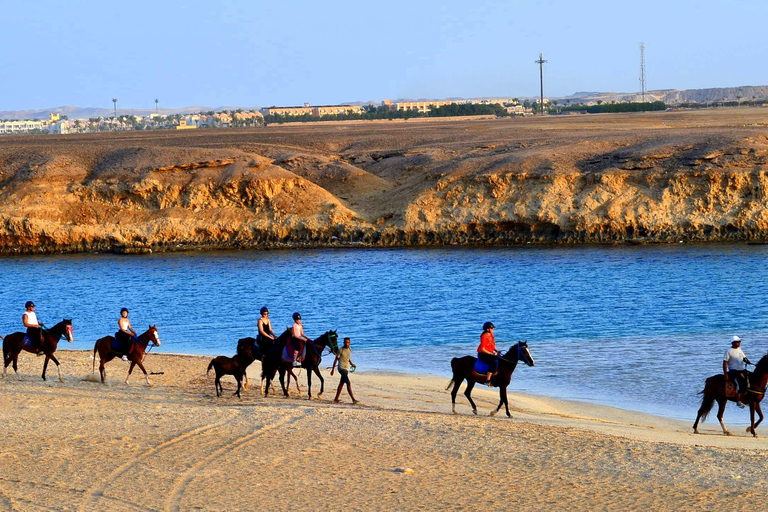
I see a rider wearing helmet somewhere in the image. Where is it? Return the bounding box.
[257,306,275,342]
[116,308,138,355]
[290,312,310,366]
[478,322,499,385]
[22,301,44,354]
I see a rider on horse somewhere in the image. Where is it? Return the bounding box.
[22,301,44,355]
[290,312,310,367]
[724,335,751,408]
[478,322,499,385]
[115,308,139,355]
[257,306,276,343]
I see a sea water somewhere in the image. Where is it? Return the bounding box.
[1,244,767,421]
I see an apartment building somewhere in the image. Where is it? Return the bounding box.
[393,101,451,113]
[260,106,313,117]
[0,120,47,134]
[312,105,362,116]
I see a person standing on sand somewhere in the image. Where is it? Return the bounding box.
[331,337,358,404]
[22,301,44,354]
[478,322,499,385]
[257,306,275,342]
[724,335,751,408]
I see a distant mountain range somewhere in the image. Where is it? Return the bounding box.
[3,85,767,120]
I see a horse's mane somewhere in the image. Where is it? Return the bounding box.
[755,353,768,374]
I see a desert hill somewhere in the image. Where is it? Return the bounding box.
[1,108,768,254]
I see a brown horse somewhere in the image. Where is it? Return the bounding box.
[693,353,768,437]
[447,341,535,417]
[259,329,339,399]
[207,340,260,398]
[92,326,161,386]
[1,319,74,382]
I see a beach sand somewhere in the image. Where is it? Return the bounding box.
[0,351,765,511]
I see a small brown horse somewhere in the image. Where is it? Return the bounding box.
[92,326,161,386]
[693,353,768,437]
[1,319,74,382]
[447,341,535,417]
[207,340,260,398]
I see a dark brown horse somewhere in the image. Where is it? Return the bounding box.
[207,339,260,398]
[1,319,74,382]
[92,326,161,386]
[259,329,339,399]
[447,341,535,417]
[693,353,768,437]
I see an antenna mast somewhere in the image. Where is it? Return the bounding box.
[535,53,547,114]
[639,43,646,102]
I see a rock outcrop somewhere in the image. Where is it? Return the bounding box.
[1,109,768,254]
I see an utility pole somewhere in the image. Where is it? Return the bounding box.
[535,53,547,114]
[639,43,646,102]
[155,98,159,115]
[112,98,118,119]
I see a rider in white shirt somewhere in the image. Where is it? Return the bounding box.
[290,312,310,366]
[724,335,751,407]
[22,301,44,354]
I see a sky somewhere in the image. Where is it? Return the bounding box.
[1,0,767,110]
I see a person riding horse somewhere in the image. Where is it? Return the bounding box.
[22,301,44,355]
[478,322,499,385]
[257,306,276,343]
[290,312,310,367]
[724,335,751,408]
[115,308,139,356]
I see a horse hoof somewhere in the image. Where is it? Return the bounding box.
[489,411,497,417]
[725,431,733,436]
[693,429,699,434]
[472,409,477,415]
[754,433,759,438]
[746,426,752,433]
[59,378,65,383]
[317,393,323,400]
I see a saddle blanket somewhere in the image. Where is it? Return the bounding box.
[111,338,132,354]
[22,335,34,348]
[725,381,738,398]
[473,358,490,375]
[282,344,307,363]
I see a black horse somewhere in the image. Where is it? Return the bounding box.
[259,329,339,399]
[1,319,74,381]
[207,339,260,398]
[447,341,535,417]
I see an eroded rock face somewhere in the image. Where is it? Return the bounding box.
[1,111,768,254]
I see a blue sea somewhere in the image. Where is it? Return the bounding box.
[2,244,767,421]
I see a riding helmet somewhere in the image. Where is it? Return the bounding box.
[260,306,269,315]
[120,307,129,314]
[25,301,34,309]
[293,312,301,321]
[483,321,495,331]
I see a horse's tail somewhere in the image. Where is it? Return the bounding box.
[92,340,99,373]
[207,359,215,375]
[697,377,718,422]
[446,357,459,390]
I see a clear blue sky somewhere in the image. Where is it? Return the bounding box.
[1,0,767,110]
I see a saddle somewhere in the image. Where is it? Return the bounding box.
[22,335,35,348]
[282,342,306,364]
[725,382,738,398]
[112,333,134,355]
[471,358,498,383]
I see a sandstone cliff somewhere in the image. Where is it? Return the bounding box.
[1,108,768,254]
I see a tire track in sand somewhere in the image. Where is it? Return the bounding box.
[78,410,239,512]
[164,410,308,512]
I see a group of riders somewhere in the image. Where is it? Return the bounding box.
[255,306,311,365]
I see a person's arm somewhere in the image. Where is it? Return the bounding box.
[723,360,730,379]
[128,321,136,336]
[743,352,751,365]
[331,355,339,375]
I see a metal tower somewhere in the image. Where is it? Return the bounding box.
[535,53,547,114]
[639,43,646,102]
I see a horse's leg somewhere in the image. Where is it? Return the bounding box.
[125,362,136,385]
[243,372,249,391]
[464,380,478,415]
[215,372,222,397]
[234,374,242,398]
[306,368,313,399]
[754,402,765,431]
[491,386,510,417]
[716,398,731,435]
[450,378,462,414]
[278,369,288,397]
[749,402,758,437]
[135,360,152,387]
[48,353,64,382]
[13,352,20,381]
[314,366,325,399]
[41,355,50,381]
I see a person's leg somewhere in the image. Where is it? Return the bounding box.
[335,369,349,402]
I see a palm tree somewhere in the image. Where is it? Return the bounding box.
[112,98,118,119]
[155,99,159,115]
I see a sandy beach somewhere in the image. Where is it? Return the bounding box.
[0,350,765,511]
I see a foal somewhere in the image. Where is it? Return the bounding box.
[207,343,259,398]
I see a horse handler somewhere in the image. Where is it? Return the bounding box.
[331,337,358,404]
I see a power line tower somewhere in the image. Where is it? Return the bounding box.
[535,53,547,114]
[639,43,646,102]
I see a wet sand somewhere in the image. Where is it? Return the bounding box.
[0,350,765,511]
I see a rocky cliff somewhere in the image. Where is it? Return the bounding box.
[1,108,768,254]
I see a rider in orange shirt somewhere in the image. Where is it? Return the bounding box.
[477,322,499,385]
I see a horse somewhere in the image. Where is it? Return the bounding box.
[235,336,295,395]
[446,341,535,417]
[207,340,260,398]
[260,329,339,399]
[92,326,161,386]
[1,319,74,382]
[693,353,768,437]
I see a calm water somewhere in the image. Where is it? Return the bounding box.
[2,245,767,421]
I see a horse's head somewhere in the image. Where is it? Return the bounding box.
[506,341,534,367]
[323,330,340,355]
[48,319,74,343]
[63,319,74,343]
[148,325,161,347]
[237,337,260,359]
